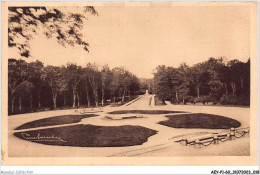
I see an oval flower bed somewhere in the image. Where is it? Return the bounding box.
[14,124,157,147]
[159,113,241,129]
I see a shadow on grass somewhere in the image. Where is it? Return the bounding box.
[15,114,98,130]
[108,110,186,115]
[14,124,157,147]
[159,113,241,129]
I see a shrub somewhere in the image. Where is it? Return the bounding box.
[154,96,166,106]
[220,94,250,106]
[183,96,195,104]
[184,95,217,105]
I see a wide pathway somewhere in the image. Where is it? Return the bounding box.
[8,94,250,157]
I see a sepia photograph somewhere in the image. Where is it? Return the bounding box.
[1,1,258,166]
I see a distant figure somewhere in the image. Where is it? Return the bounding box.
[145,89,149,95]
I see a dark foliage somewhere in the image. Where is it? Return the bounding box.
[8,6,98,57]
[220,94,250,106]
[154,96,166,106]
[15,114,98,130]
[14,124,157,147]
[8,59,141,115]
[153,58,250,106]
[159,113,241,129]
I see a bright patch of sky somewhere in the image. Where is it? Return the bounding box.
[9,4,250,78]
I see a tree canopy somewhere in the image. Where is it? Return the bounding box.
[153,57,250,105]
[8,59,141,115]
[8,6,98,57]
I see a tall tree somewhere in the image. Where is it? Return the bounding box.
[190,62,206,98]
[101,65,112,106]
[64,64,82,108]
[82,67,91,107]
[153,65,173,102]
[206,57,226,99]
[28,60,44,108]
[8,59,30,113]
[15,81,34,111]
[174,63,190,103]
[227,59,241,95]
[86,63,100,107]
[41,66,66,109]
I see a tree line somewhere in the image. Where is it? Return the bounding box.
[8,59,140,115]
[153,57,250,106]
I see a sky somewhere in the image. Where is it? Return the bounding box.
[9,3,251,78]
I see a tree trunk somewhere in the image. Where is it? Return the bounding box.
[38,93,41,108]
[38,97,41,108]
[101,75,104,107]
[230,82,236,95]
[51,88,57,109]
[85,81,90,107]
[121,89,126,103]
[30,93,33,109]
[224,84,228,94]
[77,91,80,107]
[240,77,244,89]
[94,89,99,107]
[88,77,98,107]
[95,99,98,107]
[73,92,76,108]
[53,98,57,109]
[94,90,98,107]
[63,94,66,107]
[53,94,57,109]
[38,88,41,108]
[196,85,200,98]
[175,91,179,103]
[113,96,116,105]
[11,96,15,114]
[72,85,77,108]
[119,89,122,101]
[101,86,104,107]
[19,96,22,111]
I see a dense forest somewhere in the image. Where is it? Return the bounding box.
[153,57,250,106]
[8,57,250,115]
[8,59,141,115]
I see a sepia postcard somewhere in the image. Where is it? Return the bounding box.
[1,1,258,165]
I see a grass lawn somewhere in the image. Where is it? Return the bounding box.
[14,124,157,147]
[15,114,98,130]
[159,113,241,129]
[108,110,186,115]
